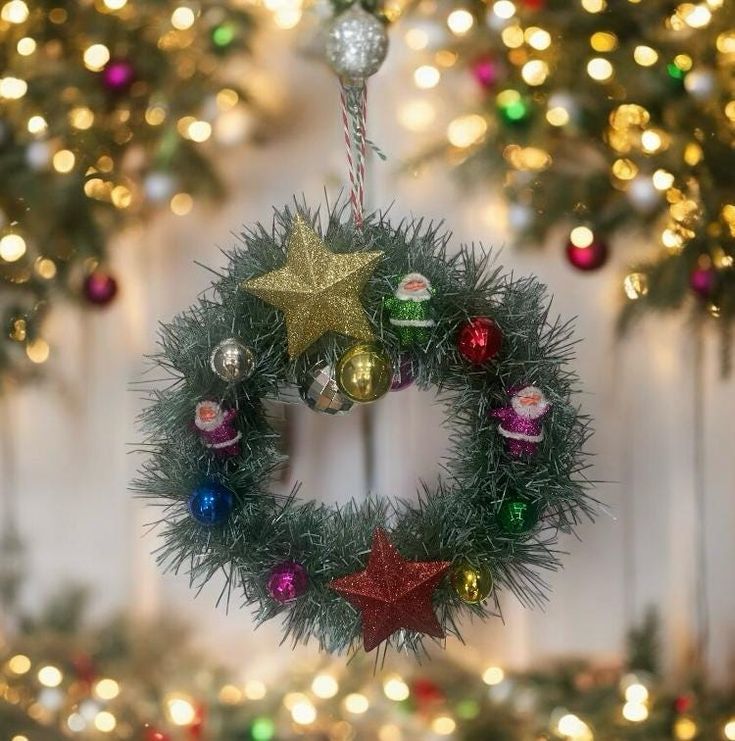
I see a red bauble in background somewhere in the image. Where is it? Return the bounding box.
[520,0,546,8]
[143,729,172,741]
[83,270,118,306]
[457,317,503,365]
[411,677,445,709]
[689,264,716,299]
[71,652,96,686]
[565,231,609,272]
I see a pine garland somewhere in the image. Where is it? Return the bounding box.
[134,201,595,656]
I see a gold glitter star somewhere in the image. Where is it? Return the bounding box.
[242,215,383,357]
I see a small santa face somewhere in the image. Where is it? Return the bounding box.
[195,400,224,430]
[511,386,549,419]
[396,273,432,301]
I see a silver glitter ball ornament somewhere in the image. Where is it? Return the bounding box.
[299,362,354,415]
[325,5,389,83]
[210,338,256,382]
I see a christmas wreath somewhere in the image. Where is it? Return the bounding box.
[135,202,594,656]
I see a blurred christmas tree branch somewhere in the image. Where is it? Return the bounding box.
[0,0,270,385]
[400,0,735,364]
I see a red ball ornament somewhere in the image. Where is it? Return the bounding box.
[71,652,96,686]
[411,677,444,708]
[565,232,608,272]
[689,265,716,299]
[520,0,545,8]
[457,317,503,365]
[83,270,118,306]
[144,729,172,741]
[674,694,693,714]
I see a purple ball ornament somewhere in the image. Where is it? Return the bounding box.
[267,561,308,603]
[83,270,118,306]
[101,59,135,93]
[390,355,415,391]
[689,264,717,299]
[471,56,499,89]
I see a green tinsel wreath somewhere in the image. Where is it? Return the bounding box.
[134,201,594,657]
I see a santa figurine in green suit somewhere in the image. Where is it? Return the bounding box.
[384,272,435,345]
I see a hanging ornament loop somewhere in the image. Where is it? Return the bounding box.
[326,4,389,226]
[340,82,368,226]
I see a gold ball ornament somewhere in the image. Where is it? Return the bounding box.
[336,343,393,403]
[451,562,493,604]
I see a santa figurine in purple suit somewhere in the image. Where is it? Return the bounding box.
[194,400,242,457]
[489,385,550,458]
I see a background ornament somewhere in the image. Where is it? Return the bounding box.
[325,5,389,84]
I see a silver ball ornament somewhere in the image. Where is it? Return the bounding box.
[299,361,354,415]
[627,175,660,213]
[325,5,389,83]
[684,69,716,100]
[210,338,256,382]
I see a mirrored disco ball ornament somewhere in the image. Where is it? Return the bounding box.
[299,361,354,415]
[325,5,389,83]
[209,338,255,382]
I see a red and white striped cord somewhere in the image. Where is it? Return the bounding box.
[340,82,368,227]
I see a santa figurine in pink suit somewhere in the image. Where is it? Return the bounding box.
[489,385,551,458]
[194,400,242,457]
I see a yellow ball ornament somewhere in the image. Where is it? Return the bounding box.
[451,562,493,604]
[336,343,393,403]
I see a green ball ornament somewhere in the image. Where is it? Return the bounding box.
[451,562,493,604]
[336,342,393,403]
[496,89,532,126]
[497,498,540,535]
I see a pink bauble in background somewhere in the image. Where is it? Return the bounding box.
[471,56,499,89]
[689,265,717,298]
[565,235,609,272]
[83,270,118,306]
[101,59,135,92]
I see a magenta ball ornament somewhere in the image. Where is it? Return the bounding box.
[83,271,118,306]
[267,561,308,603]
[689,265,717,299]
[471,56,499,89]
[565,233,609,272]
[101,59,135,92]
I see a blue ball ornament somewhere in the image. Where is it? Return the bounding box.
[188,481,234,526]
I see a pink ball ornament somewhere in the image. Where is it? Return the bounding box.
[471,56,498,89]
[267,561,308,603]
[689,265,717,299]
[565,233,608,272]
[101,59,135,92]
[83,271,118,306]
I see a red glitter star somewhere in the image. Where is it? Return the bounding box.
[329,528,451,652]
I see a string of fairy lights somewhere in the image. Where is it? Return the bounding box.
[5,643,735,740]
